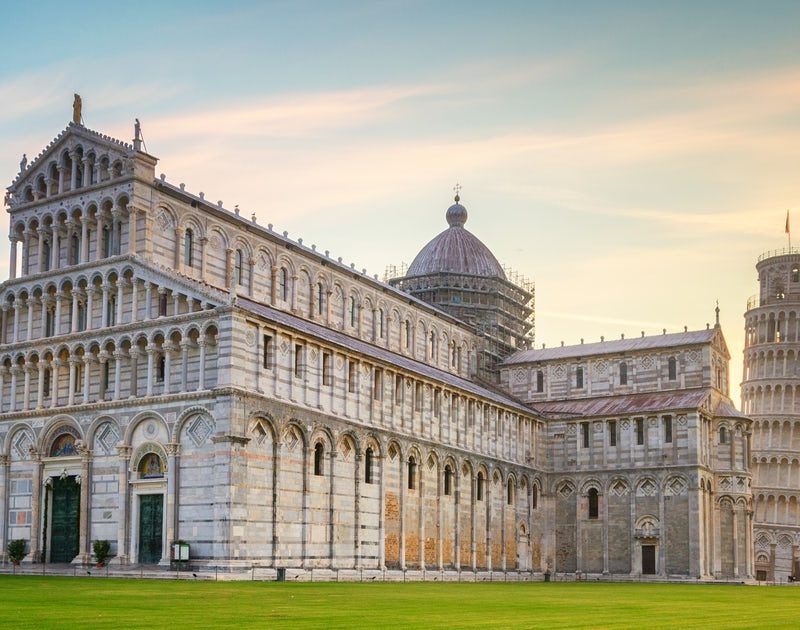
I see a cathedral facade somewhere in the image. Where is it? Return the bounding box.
[0,113,751,579]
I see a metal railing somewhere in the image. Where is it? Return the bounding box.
[758,247,800,262]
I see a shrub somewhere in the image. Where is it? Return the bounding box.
[93,540,111,566]
[7,539,26,565]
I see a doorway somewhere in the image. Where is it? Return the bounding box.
[138,494,163,564]
[641,544,656,575]
[50,476,80,563]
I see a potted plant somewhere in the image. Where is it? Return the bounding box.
[7,539,26,566]
[93,539,111,568]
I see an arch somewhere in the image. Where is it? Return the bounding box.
[38,415,83,455]
[124,410,168,445]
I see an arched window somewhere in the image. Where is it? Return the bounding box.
[235,249,244,286]
[349,296,357,327]
[107,294,116,326]
[138,452,164,479]
[157,355,166,382]
[444,465,453,496]
[158,291,167,317]
[43,366,51,397]
[102,225,111,258]
[50,433,77,457]
[77,300,86,332]
[279,268,288,301]
[532,484,538,509]
[619,361,628,385]
[316,283,324,316]
[429,331,436,359]
[536,370,544,393]
[793,267,799,283]
[407,456,416,490]
[184,228,194,267]
[668,356,677,381]
[719,426,728,444]
[42,240,51,272]
[476,471,485,501]
[365,447,374,484]
[404,320,411,350]
[507,478,514,505]
[69,233,79,266]
[378,309,385,338]
[576,366,584,388]
[314,442,324,476]
[588,488,599,519]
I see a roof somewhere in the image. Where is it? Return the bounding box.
[504,328,719,364]
[237,296,533,415]
[530,387,747,419]
[406,201,506,279]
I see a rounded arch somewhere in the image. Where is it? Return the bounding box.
[38,414,83,455]
[173,405,216,442]
[124,410,168,445]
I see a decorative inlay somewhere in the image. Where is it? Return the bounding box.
[611,480,629,496]
[640,356,653,370]
[95,422,120,456]
[12,431,33,460]
[637,478,657,497]
[187,415,214,447]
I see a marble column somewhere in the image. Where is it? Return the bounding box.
[50,359,61,408]
[146,346,156,397]
[80,216,89,263]
[82,356,92,404]
[128,207,137,255]
[28,452,43,562]
[114,446,131,564]
[8,236,18,280]
[76,444,92,564]
[113,351,124,400]
[36,362,45,409]
[165,443,180,559]
[0,455,9,563]
[197,340,207,390]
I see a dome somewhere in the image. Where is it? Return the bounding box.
[406,198,506,279]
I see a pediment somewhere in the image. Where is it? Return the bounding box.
[8,122,133,202]
[710,327,730,360]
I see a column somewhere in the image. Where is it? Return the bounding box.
[82,356,92,404]
[51,226,60,270]
[144,282,152,320]
[25,298,34,340]
[0,455,9,563]
[0,305,7,345]
[116,280,124,325]
[12,301,20,343]
[471,475,477,570]
[113,351,123,400]
[77,444,92,564]
[197,340,207,390]
[36,362,45,409]
[174,227,184,271]
[0,367,5,413]
[81,156,91,187]
[115,446,131,564]
[57,164,65,194]
[146,346,156,397]
[69,151,79,189]
[199,237,208,282]
[54,291,63,335]
[97,353,108,401]
[111,209,122,255]
[454,468,461,571]
[130,278,138,323]
[37,228,45,273]
[67,357,78,406]
[248,258,255,296]
[128,207,137,255]
[85,288,94,331]
[225,248,233,287]
[22,231,31,275]
[8,236,17,280]
[50,359,61,408]
[129,349,140,398]
[180,342,190,392]
[100,284,110,327]
[80,215,89,263]
[271,266,279,304]
[95,216,104,261]
[71,290,80,333]
[21,364,32,411]
[164,443,180,564]
[162,344,173,395]
[8,366,19,412]
[28,453,43,562]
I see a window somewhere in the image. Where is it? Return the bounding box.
[315,283,324,316]
[235,249,244,286]
[444,465,453,496]
[635,417,644,445]
[536,370,544,393]
[279,268,288,301]
[43,367,51,397]
[69,233,79,266]
[349,296,357,327]
[507,478,514,505]
[373,368,383,401]
[476,472,485,501]
[793,267,799,283]
[394,374,403,404]
[184,228,194,267]
[576,366,584,389]
[404,320,411,350]
[415,382,423,412]
[102,360,110,392]
[719,426,727,444]
[532,485,538,509]
[407,456,416,490]
[102,225,111,258]
[322,352,332,386]
[314,443,324,476]
[45,308,54,337]
[74,362,83,393]
[294,344,304,378]
[581,422,590,448]
[619,361,628,385]
[588,488,599,519]
[107,294,116,326]
[664,415,673,443]
[378,309,385,338]
[433,388,441,417]
[608,420,617,447]
[262,334,273,370]
[157,355,165,383]
[158,292,167,317]
[668,356,677,381]
[348,360,357,393]
[42,240,51,272]
[365,448,374,484]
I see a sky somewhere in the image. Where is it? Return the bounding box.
[2,0,800,403]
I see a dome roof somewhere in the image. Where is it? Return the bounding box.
[406,198,506,279]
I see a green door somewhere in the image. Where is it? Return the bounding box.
[138,494,163,564]
[50,476,80,563]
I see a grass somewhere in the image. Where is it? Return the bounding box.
[0,576,796,629]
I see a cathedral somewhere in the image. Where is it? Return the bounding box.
[0,106,754,579]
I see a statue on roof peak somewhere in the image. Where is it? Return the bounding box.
[72,94,82,125]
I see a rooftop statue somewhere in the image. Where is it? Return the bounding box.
[73,93,82,124]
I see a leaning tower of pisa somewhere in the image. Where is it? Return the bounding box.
[743,248,800,581]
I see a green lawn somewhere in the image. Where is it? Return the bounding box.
[0,576,795,629]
